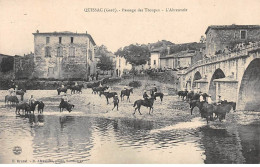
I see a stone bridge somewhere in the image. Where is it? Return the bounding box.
[178,42,260,111]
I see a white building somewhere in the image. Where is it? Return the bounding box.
[150,50,160,69]
[115,56,150,77]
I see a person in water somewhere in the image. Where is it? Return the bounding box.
[112,95,119,111]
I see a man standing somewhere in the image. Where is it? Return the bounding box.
[112,95,119,111]
[28,95,37,107]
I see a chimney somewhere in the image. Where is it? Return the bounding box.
[36,30,39,33]
[86,31,88,34]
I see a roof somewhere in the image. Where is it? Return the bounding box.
[160,50,196,59]
[33,31,96,45]
[205,24,260,34]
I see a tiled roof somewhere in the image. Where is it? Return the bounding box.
[205,25,260,34]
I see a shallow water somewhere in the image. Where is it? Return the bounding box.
[0,90,259,164]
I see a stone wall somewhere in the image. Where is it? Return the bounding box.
[33,34,95,79]
[206,28,260,56]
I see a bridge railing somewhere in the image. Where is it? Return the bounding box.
[184,41,260,74]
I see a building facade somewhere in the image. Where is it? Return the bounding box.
[150,50,160,69]
[33,31,96,79]
[115,56,132,77]
[205,24,260,56]
[160,50,197,69]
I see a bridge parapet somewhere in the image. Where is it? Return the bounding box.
[183,41,260,74]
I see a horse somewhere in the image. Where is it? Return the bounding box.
[133,97,155,115]
[200,103,214,124]
[59,99,74,112]
[100,91,118,104]
[186,91,194,102]
[189,100,205,115]
[120,88,133,102]
[87,81,102,88]
[30,101,45,114]
[16,102,31,115]
[57,87,68,95]
[36,101,45,114]
[221,100,236,111]
[213,103,233,121]
[92,86,108,95]
[16,90,26,101]
[70,84,84,94]
[178,90,188,100]
[151,92,164,102]
[5,95,19,107]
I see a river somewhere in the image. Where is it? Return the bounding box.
[0,89,259,164]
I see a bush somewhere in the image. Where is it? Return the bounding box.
[129,81,142,88]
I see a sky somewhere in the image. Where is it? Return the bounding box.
[0,0,260,55]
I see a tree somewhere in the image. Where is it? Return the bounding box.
[0,56,14,72]
[115,44,150,80]
[96,55,114,73]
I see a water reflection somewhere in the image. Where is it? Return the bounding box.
[199,126,245,164]
[0,110,259,163]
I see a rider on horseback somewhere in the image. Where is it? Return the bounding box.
[153,84,157,93]
[143,90,149,103]
[62,93,69,102]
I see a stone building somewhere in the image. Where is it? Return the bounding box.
[33,30,96,79]
[205,24,260,56]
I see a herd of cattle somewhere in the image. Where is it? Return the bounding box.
[4,81,236,124]
[178,90,236,123]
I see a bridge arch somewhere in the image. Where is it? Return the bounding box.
[208,68,225,101]
[238,58,260,111]
[192,71,202,89]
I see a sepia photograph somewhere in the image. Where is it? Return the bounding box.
[0,0,259,164]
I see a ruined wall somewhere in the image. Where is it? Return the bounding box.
[34,34,95,79]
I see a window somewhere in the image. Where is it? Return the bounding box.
[57,47,63,57]
[154,60,156,65]
[240,30,247,39]
[69,47,75,57]
[45,47,51,57]
[59,37,62,44]
[46,37,50,44]
[71,37,74,43]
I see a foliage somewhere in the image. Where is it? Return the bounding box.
[0,57,14,72]
[115,44,150,66]
[97,55,114,71]
[95,45,114,71]
[129,81,142,88]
